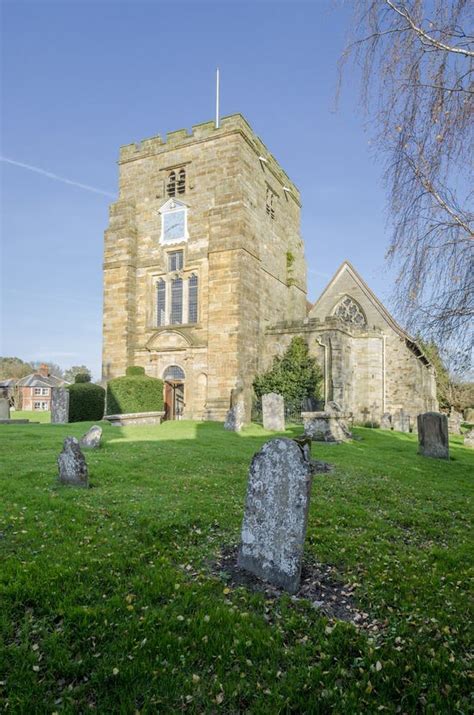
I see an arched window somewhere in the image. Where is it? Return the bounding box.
[157,278,166,326]
[177,168,186,195]
[333,296,367,327]
[163,365,185,381]
[188,274,198,324]
[170,276,183,324]
[166,171,176,197]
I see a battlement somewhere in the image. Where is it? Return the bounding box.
[119,113,299,196]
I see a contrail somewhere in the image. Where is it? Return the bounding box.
[0,156,116,198]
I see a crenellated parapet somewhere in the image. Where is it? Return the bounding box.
[119,113,299,199]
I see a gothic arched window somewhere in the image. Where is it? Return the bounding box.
[188,274,198,324]
[333,296,367,327]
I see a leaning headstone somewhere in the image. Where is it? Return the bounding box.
[224,399,245,432]
[447,408,462,435]
[0,398,10,420]
[79,425,102,449]
[237,437,313,594]
[57,437,89,487]
[380,413,392,430]
[51,387,69,424]
[302,412,352,442]
[262,393,285,431]
[464,429,474,449]
[417,412,449,460]
[392,410,410,433]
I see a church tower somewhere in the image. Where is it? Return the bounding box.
[102,114,307,420]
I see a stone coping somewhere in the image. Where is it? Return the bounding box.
[301,411,351,419]
[104,411,165,427]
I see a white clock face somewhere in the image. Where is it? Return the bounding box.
[163,210,185,242]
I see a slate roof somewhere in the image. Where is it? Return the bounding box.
[17,373,68,388]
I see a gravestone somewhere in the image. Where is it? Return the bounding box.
[463,408,474,424]
[237,437,313,594]
[0,398,10,420]
[224,399,245,432]
[447,408,462,435]
[380,413,392,430]
[51,387,69,424]
[302,412,352,442]
[417,412,449,460]
[57,437,89,487]
[464,429,474,449]
[262,393,285,431]
[80,425,102,449]
[392,410,410,433]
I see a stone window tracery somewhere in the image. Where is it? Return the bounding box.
[333,296,367,326]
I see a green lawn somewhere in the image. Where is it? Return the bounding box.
[0,420,472,713]
[12,409,51,423]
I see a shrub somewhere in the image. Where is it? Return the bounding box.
[125,366,145,376]
[106,373,164,415]
[253,336,322,409]
[67,382,105,422]
[75,372,91,383]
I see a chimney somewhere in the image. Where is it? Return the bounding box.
[38,363,50,377]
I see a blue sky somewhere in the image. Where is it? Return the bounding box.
[1,0,395,379]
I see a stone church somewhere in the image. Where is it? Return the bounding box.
[102,113,437,422]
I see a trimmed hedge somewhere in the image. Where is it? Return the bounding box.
[106,373,164,415]
[75,372,91,383]
[68,382,105,423]
[125,366,145,377]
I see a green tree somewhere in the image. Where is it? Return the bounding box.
[0,357,33,380]
[253,336,322,407]
[64,365,91,383]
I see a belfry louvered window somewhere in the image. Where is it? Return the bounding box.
[157,279,166,326]
[170,277,183,324]
[177,169,186,194]
[166,171,176,197]
[188,274,198,324]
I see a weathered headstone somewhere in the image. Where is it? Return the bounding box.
[262,393,285,431]
[302,412,352,442]
[79,425,102,449]
[463,408,474,424]
[447,408,462,435]
[464,429,474,449]
[0,398,10,420]
[392,409,410,433]
[238,437,313,593]
[224,399,245,432]
[57,437,89,487]
[417,412,449,460]
[51,387,69,424]
[380,413,392,430]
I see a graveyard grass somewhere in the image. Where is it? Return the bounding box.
[1,420,472,713]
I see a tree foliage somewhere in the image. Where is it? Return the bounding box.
[64,365,91,383]
[0,357,33,380]
[419,339,474,410]
[340,1,473,366]
[253,337,322,406]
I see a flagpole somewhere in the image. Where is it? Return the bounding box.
[216,67,220,129]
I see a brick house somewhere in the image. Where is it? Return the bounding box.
[17,364,68,411]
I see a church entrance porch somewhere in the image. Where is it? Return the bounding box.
[163,365,186,420]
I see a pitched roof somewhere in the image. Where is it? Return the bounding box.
[17,373,68,388]
[310,260,432,366]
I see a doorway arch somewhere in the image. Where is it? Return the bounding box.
[163,365,185,420]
